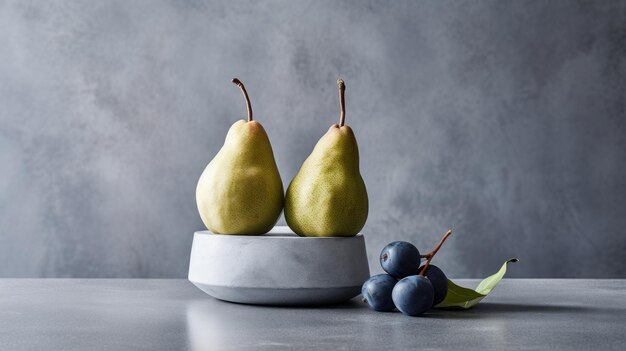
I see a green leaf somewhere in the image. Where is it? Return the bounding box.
[435,279,485,309]
[435,258,518,309]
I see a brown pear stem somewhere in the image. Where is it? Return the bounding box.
[232,78,253,122]
[337,79,346,127]
[419,229,452,276]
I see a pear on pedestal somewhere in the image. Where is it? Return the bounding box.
[196,79,283,235]
[285,79,368,237]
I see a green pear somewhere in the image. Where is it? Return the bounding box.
[196,78,283,235]
[285,79,368,237]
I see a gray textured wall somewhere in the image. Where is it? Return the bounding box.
[1,0,625,278]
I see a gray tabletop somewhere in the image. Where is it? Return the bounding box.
[0,279,624,350]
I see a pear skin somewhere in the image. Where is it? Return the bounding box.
[196,79,283,235]
[285,79,368,237]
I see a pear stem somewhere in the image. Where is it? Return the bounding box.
[338,79,346,127]
[232,78,253,122]
[419,229,452,276]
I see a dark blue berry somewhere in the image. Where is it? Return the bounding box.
[380,241,421,279]
[392,275,434,316]
[418,264,448,306]
[361,274,397,311]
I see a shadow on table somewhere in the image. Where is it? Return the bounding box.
[422,302,592,320]
[259,298,365,310]
[474,303,589,313]
[194,296,366,310]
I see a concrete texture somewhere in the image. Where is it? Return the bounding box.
[0,1,625,278]
[0,279,625,350]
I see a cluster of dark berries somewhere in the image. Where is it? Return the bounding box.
[361,230,452,316]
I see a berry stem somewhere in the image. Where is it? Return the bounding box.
[419,229,452,276]
[337,79,346,127]
[232,78,253,122]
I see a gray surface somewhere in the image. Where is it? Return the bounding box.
[188,227,369,305]
[1,0,625,278]
[0,279,625,350]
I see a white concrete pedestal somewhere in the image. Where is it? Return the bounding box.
[188,226,370,305]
